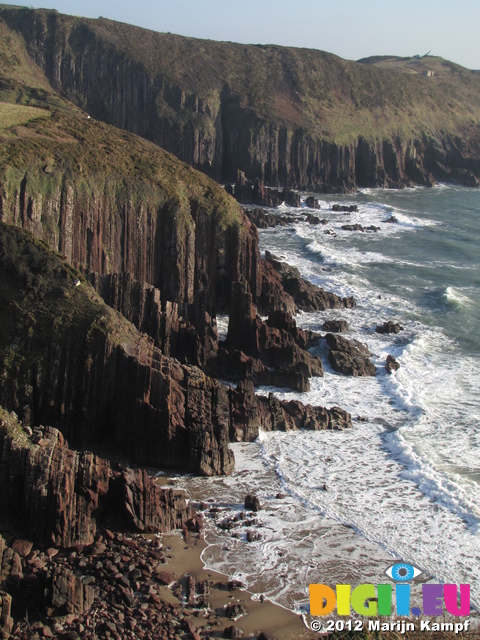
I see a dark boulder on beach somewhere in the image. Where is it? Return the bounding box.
[244,495,262,512]
[376,320,404,334]
[326,333,376,376]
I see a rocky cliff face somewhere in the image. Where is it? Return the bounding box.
[0,223,352,479]
[2,7,480,191]
[0,411,193,547]
[0,223,235,476]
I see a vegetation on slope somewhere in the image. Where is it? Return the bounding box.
[0,15,65,109]
[0,108,241,225]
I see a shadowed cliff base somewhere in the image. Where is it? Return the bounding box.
[1,6,479,191]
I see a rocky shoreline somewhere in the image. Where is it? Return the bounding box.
[0,409,312,640]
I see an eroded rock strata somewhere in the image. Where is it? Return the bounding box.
[265,251,356,311]
[0,224,352,476]
[0,411,193,547]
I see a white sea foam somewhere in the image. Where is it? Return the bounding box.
[216,314,229,341]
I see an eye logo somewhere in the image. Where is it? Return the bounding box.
[385,562,423,582]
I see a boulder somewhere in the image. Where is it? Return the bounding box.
[322,319,349,333]
[341,224,380,232]
[386,354,400,373]
[332,204,358,212]
[325,333,376,377]
[376,320,404,334]
[244,495,261,512]
[306,196,320,209]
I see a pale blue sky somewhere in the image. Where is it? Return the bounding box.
[1,0,479,69]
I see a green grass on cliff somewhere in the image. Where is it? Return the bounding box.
[0,15,65,109]
[0,106,242,232]
[0,405,28,444]
[0,102,51,130]
[0,9,242,233]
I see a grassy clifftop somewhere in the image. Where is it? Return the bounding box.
[0,11,241,230]
[0,107,241,227]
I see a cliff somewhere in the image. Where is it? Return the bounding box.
[0,224,352,476]
[1,7,479,190]
[0,223,235,475]
[0,14,363,638]
[0,408,193,547]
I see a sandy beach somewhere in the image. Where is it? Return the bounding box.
[160,532,312,639]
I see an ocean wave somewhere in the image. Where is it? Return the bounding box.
[443,286,473,308]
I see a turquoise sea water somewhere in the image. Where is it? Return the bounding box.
[180,185,480,617]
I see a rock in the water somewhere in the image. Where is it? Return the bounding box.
[265,251,356,311]
[325,333,376,377]
[244,495,261,512]
[376,320,404,334]
[304,213,321,224]
[341,224,380,232]
[322,319,349,333]
[386,354,400,373]
[246,530,261,542]
[306,196,321,209]
[332,204,358,212]
[244,208,291,228]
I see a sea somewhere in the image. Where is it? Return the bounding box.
[175,184,480,621]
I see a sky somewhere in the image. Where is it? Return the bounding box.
[1,0,480,70]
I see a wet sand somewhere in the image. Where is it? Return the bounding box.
[160,532,313,639]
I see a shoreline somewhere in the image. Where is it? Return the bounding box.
[160,531,312,639]
[171,441,399,619]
